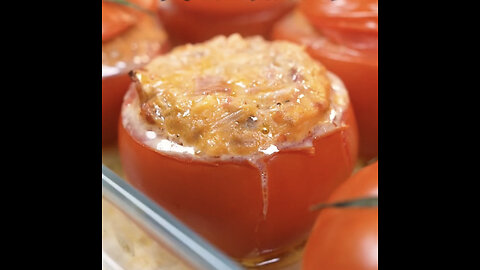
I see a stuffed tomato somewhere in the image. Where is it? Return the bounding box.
[102,0,169,144]
[118,35,358,266]
[157,0,296,45]
[272,0,378,160]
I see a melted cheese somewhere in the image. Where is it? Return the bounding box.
[128,34,345,157]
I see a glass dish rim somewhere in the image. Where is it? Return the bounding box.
[102,164,243,270]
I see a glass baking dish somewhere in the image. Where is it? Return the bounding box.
[102,163,245,270]
[102,144,304,270]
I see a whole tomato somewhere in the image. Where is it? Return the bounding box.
[157,0,296,45]
[272,1,378,160]
[302,161,378,270]
[102,0,168,145]
[172,0,290,15]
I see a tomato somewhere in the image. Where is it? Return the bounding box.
[300,0,378,29]
[118,86,358,265]
[102,0,169,145]
[300,0,378,49]
[102,0,158,42]
[272,11,378,160]
[172,0,292,16]
[157,0,295,45]
[102,1,137,42]
[302,161,378,270]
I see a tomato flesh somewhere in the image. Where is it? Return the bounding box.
[272,11,377,160]
[118,86,359,262]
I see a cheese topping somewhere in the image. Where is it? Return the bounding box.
[128,34,346,157]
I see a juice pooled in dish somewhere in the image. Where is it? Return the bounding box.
[272,0,378,160]
[102,0,169,144]
[118,34,359,266]
[157,0,296,45]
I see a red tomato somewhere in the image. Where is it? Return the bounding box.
[102,1,137,42]
[272,11,378,160]
[302,161,378,270]
[102,0,158,42]
[118,86,359,264]
[102,0,169,145]
[157,0,296,45]
[172,0,292,15]
[102,73,132,144]
[300,0,378,49]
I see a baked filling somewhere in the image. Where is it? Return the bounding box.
[125,34,348,157]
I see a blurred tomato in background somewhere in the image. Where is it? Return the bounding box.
[102,0,169,145]
[272,0,378,160]
[157,0,297,45]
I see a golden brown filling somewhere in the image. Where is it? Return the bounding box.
[130,34,337,157]
[102,15,167,77]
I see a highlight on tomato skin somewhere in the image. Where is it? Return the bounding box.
[302,161,378,270]
[102,0,169,145]
[118,87,359,261]
[157,0,297,45]
[271,10,378,160]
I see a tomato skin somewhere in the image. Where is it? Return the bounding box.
[102,73,131,144]
[102,43,169,145]
[157,0,295,45]
[302,162,378,270]
[272,11,377,160]
[102,0,169,145]
[300,0,378,49]
[172,0,292,15]
[102,0,158,42]
[102,1,137,42]
[118,86,358,261]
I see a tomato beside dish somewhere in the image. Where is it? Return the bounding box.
[102,0,168,145]
[118,85,359,264]
[302,161,378,270]
[157,0,296,45]
[271,1,378,160]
